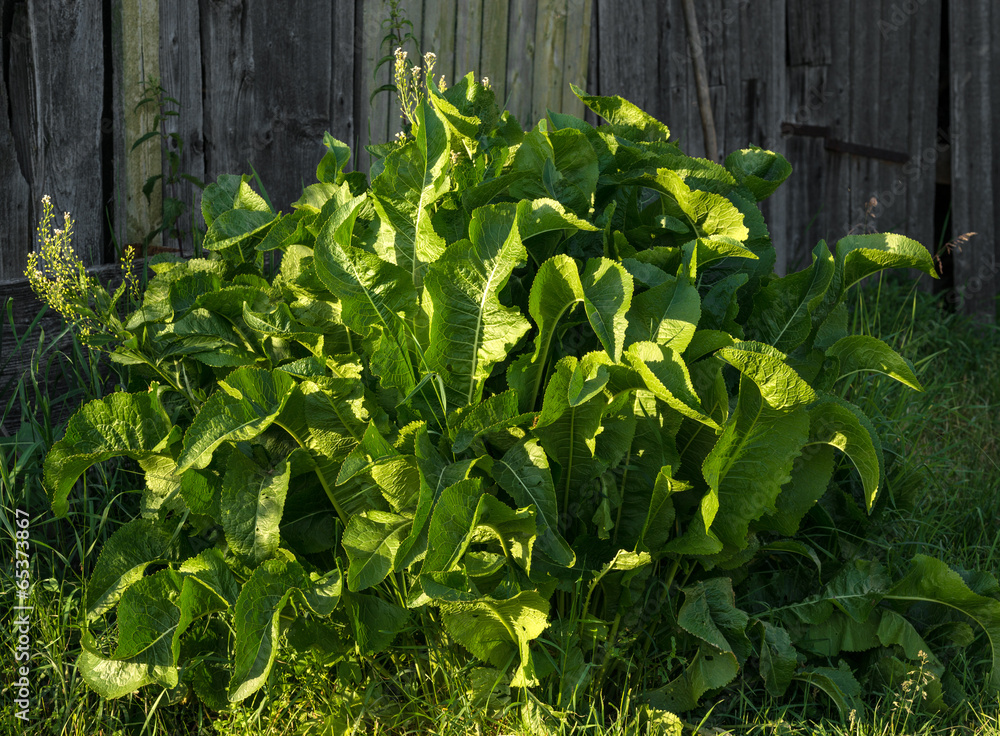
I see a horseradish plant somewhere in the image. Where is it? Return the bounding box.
[37,74,1000,723]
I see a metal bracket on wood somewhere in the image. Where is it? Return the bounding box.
[780,122,910,164]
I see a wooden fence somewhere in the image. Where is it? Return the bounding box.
[1,0,997,322]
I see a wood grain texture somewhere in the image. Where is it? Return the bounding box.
[0,0,31,282]
[949,0,998,321]
[455,0,484,82]
[332,0,358,159]
[120,0,162,250]
[481,0,510,107]
[787,2,832,66]
[159,0,205,256]
[25,0,106,267]
[246,1,333,211]
[901,0,941,261]
[560,0,591,117]
[198,0,255,183]
[506,0,538,128]
[531,0,565,123]
[422,0,457,95]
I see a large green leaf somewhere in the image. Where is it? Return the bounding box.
[625,273,701,352]
[826,335,922,391]
[112,568,183,668]
[229,556,309,702]
[423,478,484,574]
[644,646,739,712]
[701,378,809,554]
[571,83,672,143]
[370,100,451,288]
[314,194,418,342]
[513,254,586,412]
[343,510,412,591]
[747,241,835,352]
[85,518,179,620]
[724,146,792,201]
[886,555,1000,691]
[509,127,599,216]
[44,391,174,517]
[440,591,550,687]
[835,233,938,289]
[716,341,817,409]
[273,374,371,519]
[424,204,531,408]
[176,368,296,472]
[625,342,718,428]
[345,592,409,655]
[807,397,883,511]
[221,450,294,567]
[450,390,532,453]
[530,357,611,521]
[581,257,633,363]
[493,438,575,567]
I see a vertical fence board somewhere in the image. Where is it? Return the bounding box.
[199,0,255,184]
[26,0,105,266]
[740,0,788,270]
[950,1,997,321]
[247,2,332,211]
[560,0,591,117]
[422,0,457,93]
[596,0,662,126]
[583,0,598,126]
[902,0,941,263]
[481,0,510,107]
[0,1,31,282]
[454,0,484,81]
[359,0,388,172]
[332,0,358,158]
[531,0,566,122]
[818,0,853,255]
[117,0,161,251]
[506,0,538,128]
[159,0,205,256]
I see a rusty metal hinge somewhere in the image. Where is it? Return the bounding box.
[780,122,910,164]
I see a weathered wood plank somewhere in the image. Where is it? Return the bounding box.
[332,0,359,158]
[560,0,591,118]
[506,0,538,128]
[118,0,162,251]
[787,2,832,66]
[740,0,788,270]
[481,0,510,108]
[26,0,106,267]
[818,0,852,257]
[949,0,997,321]
[901,0,942,260]
[782,65,829,270]
[198,0,255,183]
[844,0,882,242]
[596,0,663,125]
[532,0,566,123]
[455,0,484,81]
[422,0,457,93]
[159,0,205,256]
[362,0,392,171]
[246,2,333,210]
[0,0,32,283]
[583,0,599,126]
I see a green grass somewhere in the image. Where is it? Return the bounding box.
[2,280,999,735]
